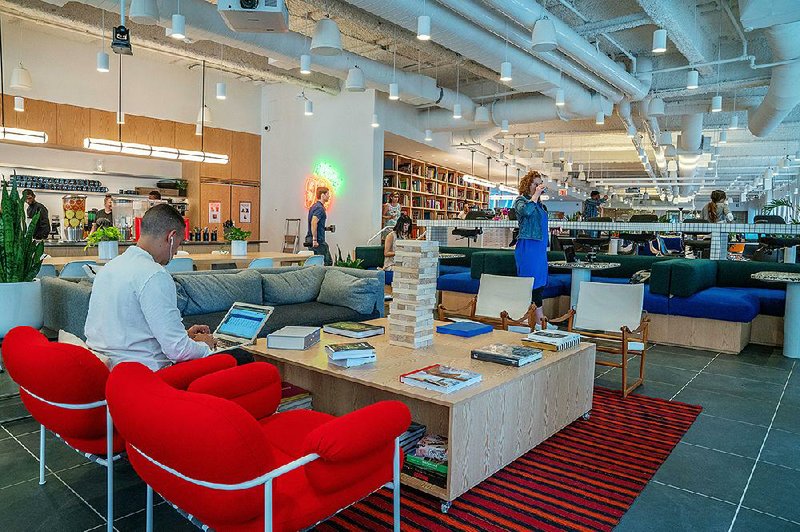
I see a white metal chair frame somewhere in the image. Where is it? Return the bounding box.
[132,437,402,532]
[20,386,121,532]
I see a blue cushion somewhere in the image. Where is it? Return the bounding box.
[643,285,669,315]
[591,276,630,284]
[384,270,394,285]
[668,287,759,322]
[437,272,480,294]
[547,273,572,296]
[439,265,470,276]
[726,287,786,317]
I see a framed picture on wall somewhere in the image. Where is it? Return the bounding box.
[209,201,221,224]
[239,201,251,224]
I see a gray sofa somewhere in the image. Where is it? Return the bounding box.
[42,265,385,340]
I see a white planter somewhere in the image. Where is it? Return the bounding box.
[0,279,43,338]
[230,240,248,257]
[98,240,119,260]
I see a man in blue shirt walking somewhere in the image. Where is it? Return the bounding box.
[307,187,332,265]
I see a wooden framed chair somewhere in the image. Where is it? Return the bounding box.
[549,282,649,397]
[438,274,536,328]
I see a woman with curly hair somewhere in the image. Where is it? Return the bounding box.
[513,170,549,327]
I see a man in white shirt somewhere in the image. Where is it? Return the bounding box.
[86,204,217,370]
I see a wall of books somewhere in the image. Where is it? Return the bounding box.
[383,151,490,235]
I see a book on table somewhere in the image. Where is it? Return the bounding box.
[522,329,581,351]
[322,321,385,339]
[400,365,482,394]
[471,344,543,367]
[266,326,321,350]
[327,354,377,368]
[324,342,376,360]
[435,321,493,338]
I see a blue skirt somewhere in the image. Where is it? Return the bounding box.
[515,238,548,289]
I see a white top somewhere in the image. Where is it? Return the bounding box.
[85,246,211,370]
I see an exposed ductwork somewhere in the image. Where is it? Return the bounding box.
[676,113,703,186]
[747,21,800,137]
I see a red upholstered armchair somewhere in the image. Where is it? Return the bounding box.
[1,326,236,532]
[106,362,412,532]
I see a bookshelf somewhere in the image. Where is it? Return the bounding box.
[383,151,490,236]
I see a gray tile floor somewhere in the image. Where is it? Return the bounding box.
[0,342,797,531]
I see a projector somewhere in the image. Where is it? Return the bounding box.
[218,0,289,33]
[111,25,133,55]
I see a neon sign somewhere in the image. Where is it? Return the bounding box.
[304,161,343,210]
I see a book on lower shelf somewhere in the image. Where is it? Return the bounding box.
[323,321,385,339]
[277,381,312,412]
[522,329,581,351]
[402,433,448,488]
[266,326,321,350]
[400,365,482,393]
[471,344,543,366]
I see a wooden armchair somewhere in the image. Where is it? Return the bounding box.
[438,274,536,329]
[549,282,650,397]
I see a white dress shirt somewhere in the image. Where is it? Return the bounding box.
[85,246,210,370]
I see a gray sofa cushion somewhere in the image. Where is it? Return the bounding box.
[261,266,325,305]
[41,277,93,340]
[174,270,263,316]
[317,268,381,315]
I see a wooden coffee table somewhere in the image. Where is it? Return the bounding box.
[248,319,595,511]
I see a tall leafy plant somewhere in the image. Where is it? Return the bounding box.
[762,198,800,224]
[0,181,44,283]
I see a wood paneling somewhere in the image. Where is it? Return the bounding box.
[231,184,260,240]
[199,182,231,235]
[231,131,261,183]
[121,115,175,147]
[648,314,750,354]
[16,99,57,142]
[56,104,90,148]
[200,127,232,180]
[89,108,118,140]
[174,122,201,151]
[750,314,783,346]
[182,162,201,229]
[1,95,18,128]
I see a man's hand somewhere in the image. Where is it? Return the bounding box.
[187,324,211,339]
[312,239,319,248]
[193,333,217,350]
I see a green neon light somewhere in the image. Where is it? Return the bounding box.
[313,161,342,190]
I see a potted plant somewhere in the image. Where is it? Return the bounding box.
[0,181,45,337]
[85,226,123,260]
[225,226,251,257]
[334,246,364,269]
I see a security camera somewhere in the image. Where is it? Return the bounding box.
[264,125,271,132]
[111,25,133,55]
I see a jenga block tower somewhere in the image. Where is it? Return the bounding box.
[388,240,439,349]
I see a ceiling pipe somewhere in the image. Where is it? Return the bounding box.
[481,0,650,100]
[340,0,611,119]
[748,21,800,137]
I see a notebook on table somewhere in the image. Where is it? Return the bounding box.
[436,321,493,338]
[211,302,274,353]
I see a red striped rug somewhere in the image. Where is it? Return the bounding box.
[316,387,702,532]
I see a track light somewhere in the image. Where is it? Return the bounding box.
[652,29,667,53]
[417,15,431,41]
[371,113,380,128]
[170,14,186,40]
[452,103,462,119]
[538,131,545,144]
[500,119,509,133]
[711,95,722,113]
[595,111,605,125]
[499,61,512,82]
[388,82,399,100]
[299,54,311,75]
[424,129,433,142]
[96,51,110,73]
[531,17,557,52]
[687,69,699,90]
[215,82,227,100]
[555,88,565,107]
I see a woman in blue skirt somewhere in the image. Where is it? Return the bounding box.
[513,170,549,328]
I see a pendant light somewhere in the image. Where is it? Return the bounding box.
[130,0,159,24]
[424,129,433,142]
[299,54,311,75]
[195,60,213,137]
[652,29,667,53]
[388,38,399,99]
[718,129,728,144]
[531,16,557,52]
[595,111,604,125]
[554,88,565,107]
[538,131,545,144]
[500,119,509,133]
[649,97,665,116]
[452,63,461,119]
[730,92,739,129]
[499,61,512,82]
[371,113,380,128]
[171,0,186,40]
[216,82,227,100]
[686,69,699,89]
[709,12,722,113]
[626,124,636,138]
[10,62,32,91]
[710,95,722,113]
[345,65,366,92]
[311,17,342,55]
[417,15,431,41]
[14,96,23,112]
[97,10,110,73]
[474,105,489,123]
[304,98,314,116]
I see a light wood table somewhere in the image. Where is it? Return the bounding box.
[43,251,307,272]
[248,318,595,510]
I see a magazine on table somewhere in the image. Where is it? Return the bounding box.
[471,344,542,367]
[522,329,581,351]
[400,365,481,394]
[323,321,385,339]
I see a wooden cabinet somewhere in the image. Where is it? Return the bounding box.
[231,184,260,239]
[1,95,18,128]
[89,108,118,140]
[198,181,260,240]
[231,131,261,184]
[16,99,57,142]
[199,182,232,237]
[56,104,90,148]
[121,115,175,147]
[174,122,201,151]
[200,127,232,180]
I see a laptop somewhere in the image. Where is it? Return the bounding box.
[211,302,274,352]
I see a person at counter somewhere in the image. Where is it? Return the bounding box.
[90,194,114,234]
[85,203,217,370]
[148,190,162,200]
[513,171,549,328]
[702,189,734,223]
[22,189,51,240]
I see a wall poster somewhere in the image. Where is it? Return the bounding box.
[208,201,221,224]
[239,201,251,224]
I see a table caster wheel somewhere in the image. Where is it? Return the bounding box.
[440,501,452,514]
[582,412,591,420]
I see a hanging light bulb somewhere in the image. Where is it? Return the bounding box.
[538,131,546,144]
[500,119,509,133]
[299,54,311,75]
[14,97,24,112]
[686,69,699,90]
[558,150,565,161]
[555,88,565,107]
[195,105,213,127]
[649,97,665,116]
[388,82,399,101]
[96,51,110,73]
[711,95,722,112]
[171,13,186,40]
[499,61,512,82]
[652,29,667,53]
[311,18,342,55]
[595,111,605,125]
[304,99,314,116]
[216,82,227,100]
[417,15,431,41]
[729,115,739,130]
[626,125,636,138]
[452,103,462,119]
[474,105,490,123]
[531,17,557,52]
[424,129,433,142]
[371,113,380,128]
[719,129,728,144]
[116,111,125,125]
[130,0,159,24]
[10,62,32,90]
[345,66,366,92]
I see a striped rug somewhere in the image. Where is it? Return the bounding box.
[317,387,702,532]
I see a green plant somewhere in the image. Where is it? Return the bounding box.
[225,226,252,241]
[84,226,123,249]
[0,181,44,283]
[762,198,800,224]
[335,245,364,269]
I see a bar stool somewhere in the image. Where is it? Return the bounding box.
[754,215,800,263]
[682,219,711,259]
[575,217,612,261]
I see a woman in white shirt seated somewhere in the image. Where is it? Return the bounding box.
[383,214,412,271]
[702,190,735,223]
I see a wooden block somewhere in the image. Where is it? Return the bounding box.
[388,335,434,349]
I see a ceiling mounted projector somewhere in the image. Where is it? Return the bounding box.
[218,0,288,33]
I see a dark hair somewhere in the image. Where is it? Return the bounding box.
[706,189,727,222]
[393,214,412,237]
[316,187,330,199]
[590,190,600,197]
[140,203,185,237]
[148,190,162,200]
[22,188,34,198]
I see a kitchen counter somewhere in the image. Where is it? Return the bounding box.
[43,240,268,258]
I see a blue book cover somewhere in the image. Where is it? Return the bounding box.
[436,321,493,338]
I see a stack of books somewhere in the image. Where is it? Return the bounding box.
[471,344,543,366]
[400,421,427,455]
[266,326,321,350]
[400,364,482,393]
[402,434,448,488]
[523,329,581,351]
[277,382,312,412]
[325,342,377,368]
[323,321,385,339]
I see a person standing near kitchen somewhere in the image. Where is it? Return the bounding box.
[22,189,51,240]
[307,187,332,266]
[90,194,114,234]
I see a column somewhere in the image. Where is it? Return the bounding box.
[388,240,439,349]
[709,226,728,261]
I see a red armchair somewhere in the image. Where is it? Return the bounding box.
[106,362,412,532]
[1,326,236,532]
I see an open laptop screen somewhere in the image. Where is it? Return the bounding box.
[217,307,269,339]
